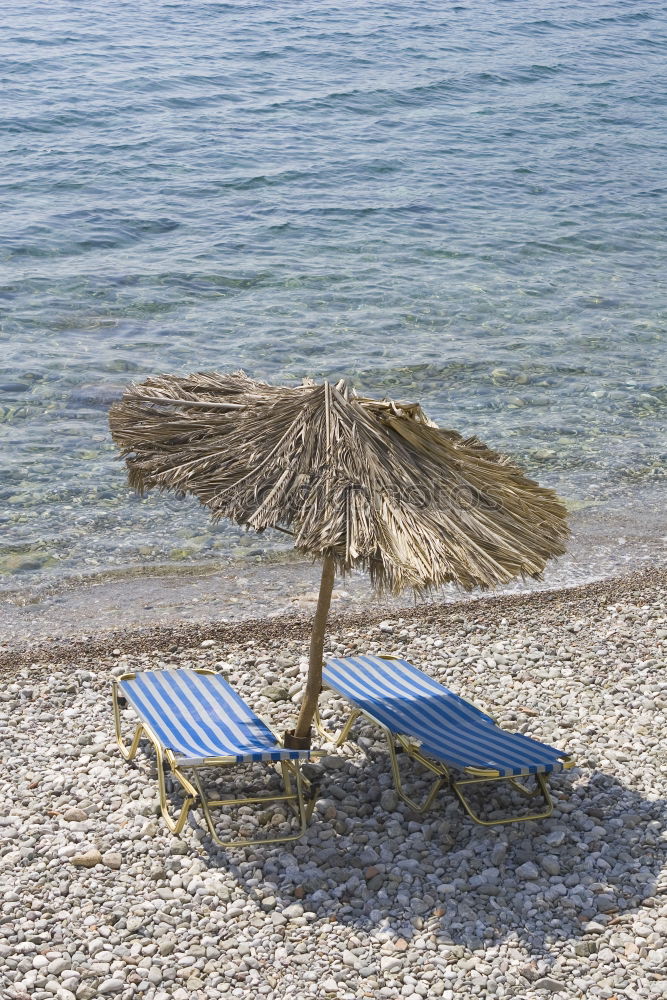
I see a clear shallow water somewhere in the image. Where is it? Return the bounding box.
[1,0,666,593]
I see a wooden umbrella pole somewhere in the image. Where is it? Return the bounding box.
[292,554,336,744]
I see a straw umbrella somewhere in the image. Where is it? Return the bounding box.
[109,371,569,748]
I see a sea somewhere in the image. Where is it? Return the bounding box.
[1,0,666,631]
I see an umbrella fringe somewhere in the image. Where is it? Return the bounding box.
[110,371,569,595]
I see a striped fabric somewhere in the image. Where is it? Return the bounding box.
[324,655,568,778]
[119,669,310,766]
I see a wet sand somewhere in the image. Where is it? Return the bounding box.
[2,564,666,675]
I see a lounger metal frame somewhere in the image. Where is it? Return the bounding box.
[113,668,318,848]
[316,658,573,826]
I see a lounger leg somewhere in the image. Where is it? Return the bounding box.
[280,760,293,797]
[282,760,320,821]
[385,729,447,814]
[508,776,543,798]
[153,743,197,836]
[191,762,313,848]
[113,682,144,762]
[113,682,195,834]
[452,772,554,826]
[290,763,310,827]
[314,706,361,747]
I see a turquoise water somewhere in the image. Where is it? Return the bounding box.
[1,0,666,591]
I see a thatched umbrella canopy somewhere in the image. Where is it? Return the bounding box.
[109,370,568,746]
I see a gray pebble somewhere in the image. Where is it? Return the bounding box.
[516,861,540,880]
[98,979,126,995]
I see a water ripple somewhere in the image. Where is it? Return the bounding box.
[1,0,666,589]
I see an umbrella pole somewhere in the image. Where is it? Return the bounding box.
[292,554,336,745]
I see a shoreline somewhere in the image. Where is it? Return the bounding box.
[3,564,666,673]
[2,496,666,650]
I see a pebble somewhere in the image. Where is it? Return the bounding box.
[98,979,125,994]
[541,855,560,876]
[545,828,567,847]
[1,573,665,1000]
[380,956,402,972]
[516,861,540,880]
[70,849,103,868]
[380,789,399,811]
[102,851,122,870]
[533,977,567,993]
[262,684,289,702]
[63,807,89,822]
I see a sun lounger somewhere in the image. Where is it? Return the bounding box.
[113,667,318,847]
[319,655,573,825]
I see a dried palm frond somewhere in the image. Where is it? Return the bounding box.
[109,371,569,594]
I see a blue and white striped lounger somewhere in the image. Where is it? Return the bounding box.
[321,655,574,825]
[113,668,317,847]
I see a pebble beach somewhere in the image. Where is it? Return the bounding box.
[2,568,666,1000]
[4,2,667,999]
